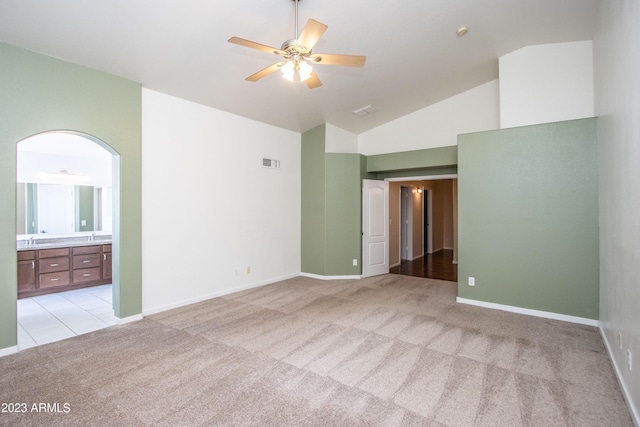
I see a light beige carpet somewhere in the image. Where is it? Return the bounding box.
[0,275,633,426]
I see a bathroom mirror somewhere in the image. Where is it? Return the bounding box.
[16,182,112,235]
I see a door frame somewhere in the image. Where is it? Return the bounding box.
[387,174,458,264]
[424,188,433,254]
[400,185,413,261]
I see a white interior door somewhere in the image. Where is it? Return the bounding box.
[362,179,389,277]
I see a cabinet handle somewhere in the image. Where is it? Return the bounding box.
[83,273,91,277]
[50,263,59,267]
[103,254,106,261]
[31,261,35,269]
[82,259,91,263]
[51,278,59,281]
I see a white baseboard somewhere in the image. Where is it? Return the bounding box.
[599,327,640,427]
[411,254,424,261]
[390,262,401,268]
[300,273,362,280]
[142,273,300,316]
[455,297,599,327]
[0,345,18,358]
[115,314,143,324]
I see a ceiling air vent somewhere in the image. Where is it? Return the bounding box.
[263,158,281,169]
[352,104,376,117]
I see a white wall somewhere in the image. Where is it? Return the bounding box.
[499,41,594,128]
[325,123,358,153]
[17,151,112,187]
[594,1,640,424]
[17,133,112,187]
[357,80,500,155]
[141,89,301,314]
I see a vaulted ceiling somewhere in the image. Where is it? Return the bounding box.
[0,0,600,134]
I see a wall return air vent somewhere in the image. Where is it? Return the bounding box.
[263,158,281,169]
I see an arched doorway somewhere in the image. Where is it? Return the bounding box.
[15,131,121,347]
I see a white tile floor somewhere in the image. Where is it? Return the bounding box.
[17,284,118,349]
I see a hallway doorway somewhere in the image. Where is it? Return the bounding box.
[388,175,457,282]
[390,249,457,281]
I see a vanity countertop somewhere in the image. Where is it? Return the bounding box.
[17,236,112,251]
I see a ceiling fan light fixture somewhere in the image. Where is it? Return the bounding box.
[37,169,89,183]
[298,60,313,81]
[281,61,295,81]
[228,0,364,88]
[281,59,313,82]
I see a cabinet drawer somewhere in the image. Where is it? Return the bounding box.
[39,257,70,273]
[73,245,100,255]
[73,253,101,269]
[18,250,36,261]
[102,244,112,253]
[40,271,70,288]
[39,247,70,258]
[73,267,101,284]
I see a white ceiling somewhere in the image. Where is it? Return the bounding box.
[0,0,600,134]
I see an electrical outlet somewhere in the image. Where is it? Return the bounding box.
[246,266,251,274]
[468,277,475,287]
[353,259,358,266]
[628,349,633,371]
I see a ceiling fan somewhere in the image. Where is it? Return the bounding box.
[228,0,366,88]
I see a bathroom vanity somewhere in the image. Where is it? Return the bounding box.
[17,235,112,299]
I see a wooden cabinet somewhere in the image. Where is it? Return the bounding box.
[17,251,36,292]
[17,243,113,298]
[102,244,112,280]
[72,245,101,285]
[38,248,71,288]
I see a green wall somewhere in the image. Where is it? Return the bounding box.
[0,43,142,351]
[301,131,459,277]
[325,154,366,276]
[26,183,38,234]
[76,185,95,232]
[457,118,599,319]
[301,125,370,276]
[306,119,599,320]
[367,146,457,173]
[301,125,327,274]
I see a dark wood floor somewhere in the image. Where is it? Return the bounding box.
[390,249,457,282]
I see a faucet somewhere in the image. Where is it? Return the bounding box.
[88,233,96,242]
[29,236,35,246]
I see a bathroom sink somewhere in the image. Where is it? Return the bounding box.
[18,242,53,249]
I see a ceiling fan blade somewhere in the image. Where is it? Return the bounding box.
[305,72,322,89]
[228,37,285,56]
[246,62,284,82]
[296,19,328,52]
[309,53,366,67]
